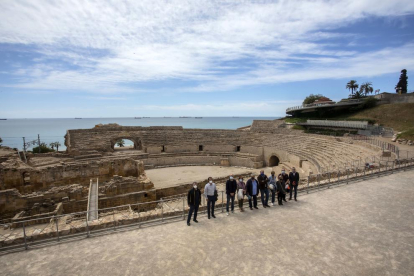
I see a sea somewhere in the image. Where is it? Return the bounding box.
[0,117,279,151]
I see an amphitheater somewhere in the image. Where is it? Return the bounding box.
[0,119,404,252]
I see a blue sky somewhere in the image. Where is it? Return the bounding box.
[0,0,413,118]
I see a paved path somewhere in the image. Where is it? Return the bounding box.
[1,171,414,276]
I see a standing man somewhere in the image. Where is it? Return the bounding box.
[289,167,300,201]
[204,177,217,219]
[268,171,277,206]
[187,182,201,226]
[246,174,259,210]
[226,174,238,215]
[258,170,270,208]
[278,168,289,202]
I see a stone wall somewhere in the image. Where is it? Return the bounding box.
[374,92,414,104]
[0,158,144,193]
[65,125,268,155]
[0,175,155,220]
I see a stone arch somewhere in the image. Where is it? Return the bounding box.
[110,137,142,151]
[269,155,280,167]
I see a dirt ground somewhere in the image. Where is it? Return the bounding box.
[145,166,282,188]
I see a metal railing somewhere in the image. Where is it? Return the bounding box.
[349,134,399,154]
[304,158,413,194]
[1,158,413,253]
[286,99,364,112]
[303,120,369,129]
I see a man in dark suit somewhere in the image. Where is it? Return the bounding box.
[225,174,238,215]
[187,182,202,226]
[288,167,300,201]
[246,174,259,210]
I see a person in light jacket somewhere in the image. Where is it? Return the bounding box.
[268,171,277,206]
[204,177,217,219]
[237,177,246,212]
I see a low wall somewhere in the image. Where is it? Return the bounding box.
[375,92,414,104]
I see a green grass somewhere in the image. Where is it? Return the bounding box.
[285,117,307,123]
[292,125,305,130]
[397,128,414,140]
[288,103,414,140]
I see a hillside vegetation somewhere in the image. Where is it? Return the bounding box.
[345,103,414,139]
[286,103,414,140]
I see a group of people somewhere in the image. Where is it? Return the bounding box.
[187,167,300,226]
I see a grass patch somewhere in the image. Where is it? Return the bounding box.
[346,103,414,131]
[397,128,414,140]
[285,117,307,123]
[292,125,306,130]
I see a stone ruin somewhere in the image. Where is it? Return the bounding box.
[1,120,386,235]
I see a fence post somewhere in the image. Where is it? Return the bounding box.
[307,176,309,194]
[317,174,320,190]
[183,197,185,220]
[113,208,116,230]
[161,199,164,223]
[328,172,330,188]
[221,191,224,213]
[55,216,60,242]
[86,213,90,238]
[23,221,28,250]
[346,169,349,184]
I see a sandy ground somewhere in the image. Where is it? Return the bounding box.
[145,166,280,188]
[1,170,413,276]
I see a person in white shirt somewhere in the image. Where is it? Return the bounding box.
[204,177,217,219]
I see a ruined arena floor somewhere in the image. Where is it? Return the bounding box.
[145,165,276,188]
[2,171,414,276]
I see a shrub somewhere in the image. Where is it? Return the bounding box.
[32,143,55,153]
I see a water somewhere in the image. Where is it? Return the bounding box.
[0,117,278,150]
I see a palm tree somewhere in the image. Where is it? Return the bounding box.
[55,142,61,151]
[346,80,359,95]
[360,82,374,96]
[352,90,364,99]
[49,142,55,150]
[116,139,125,147]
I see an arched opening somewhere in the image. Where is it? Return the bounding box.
[269,155,280,167]
[112,139,139,151]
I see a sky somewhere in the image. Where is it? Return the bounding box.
[0,0,413,118]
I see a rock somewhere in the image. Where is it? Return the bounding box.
[408,140,413,146]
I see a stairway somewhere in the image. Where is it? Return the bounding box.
[87,178,99,222]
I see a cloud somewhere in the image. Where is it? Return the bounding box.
[0,0,414,94]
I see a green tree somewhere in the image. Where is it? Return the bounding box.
[395,69,408,94]
[0,137,3,146]
[346,80,359,95]
[49,142,55,150]
[360,82,373,96]
[116,139,125,147]
[350,90,364,99]
[32,143,55,153]
[55,141,61,151]
[303,94,325,105]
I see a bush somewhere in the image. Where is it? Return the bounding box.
[362,97,378,109]
[303,94,325,105]
[292,125,305,130]
[32,143,55,153]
